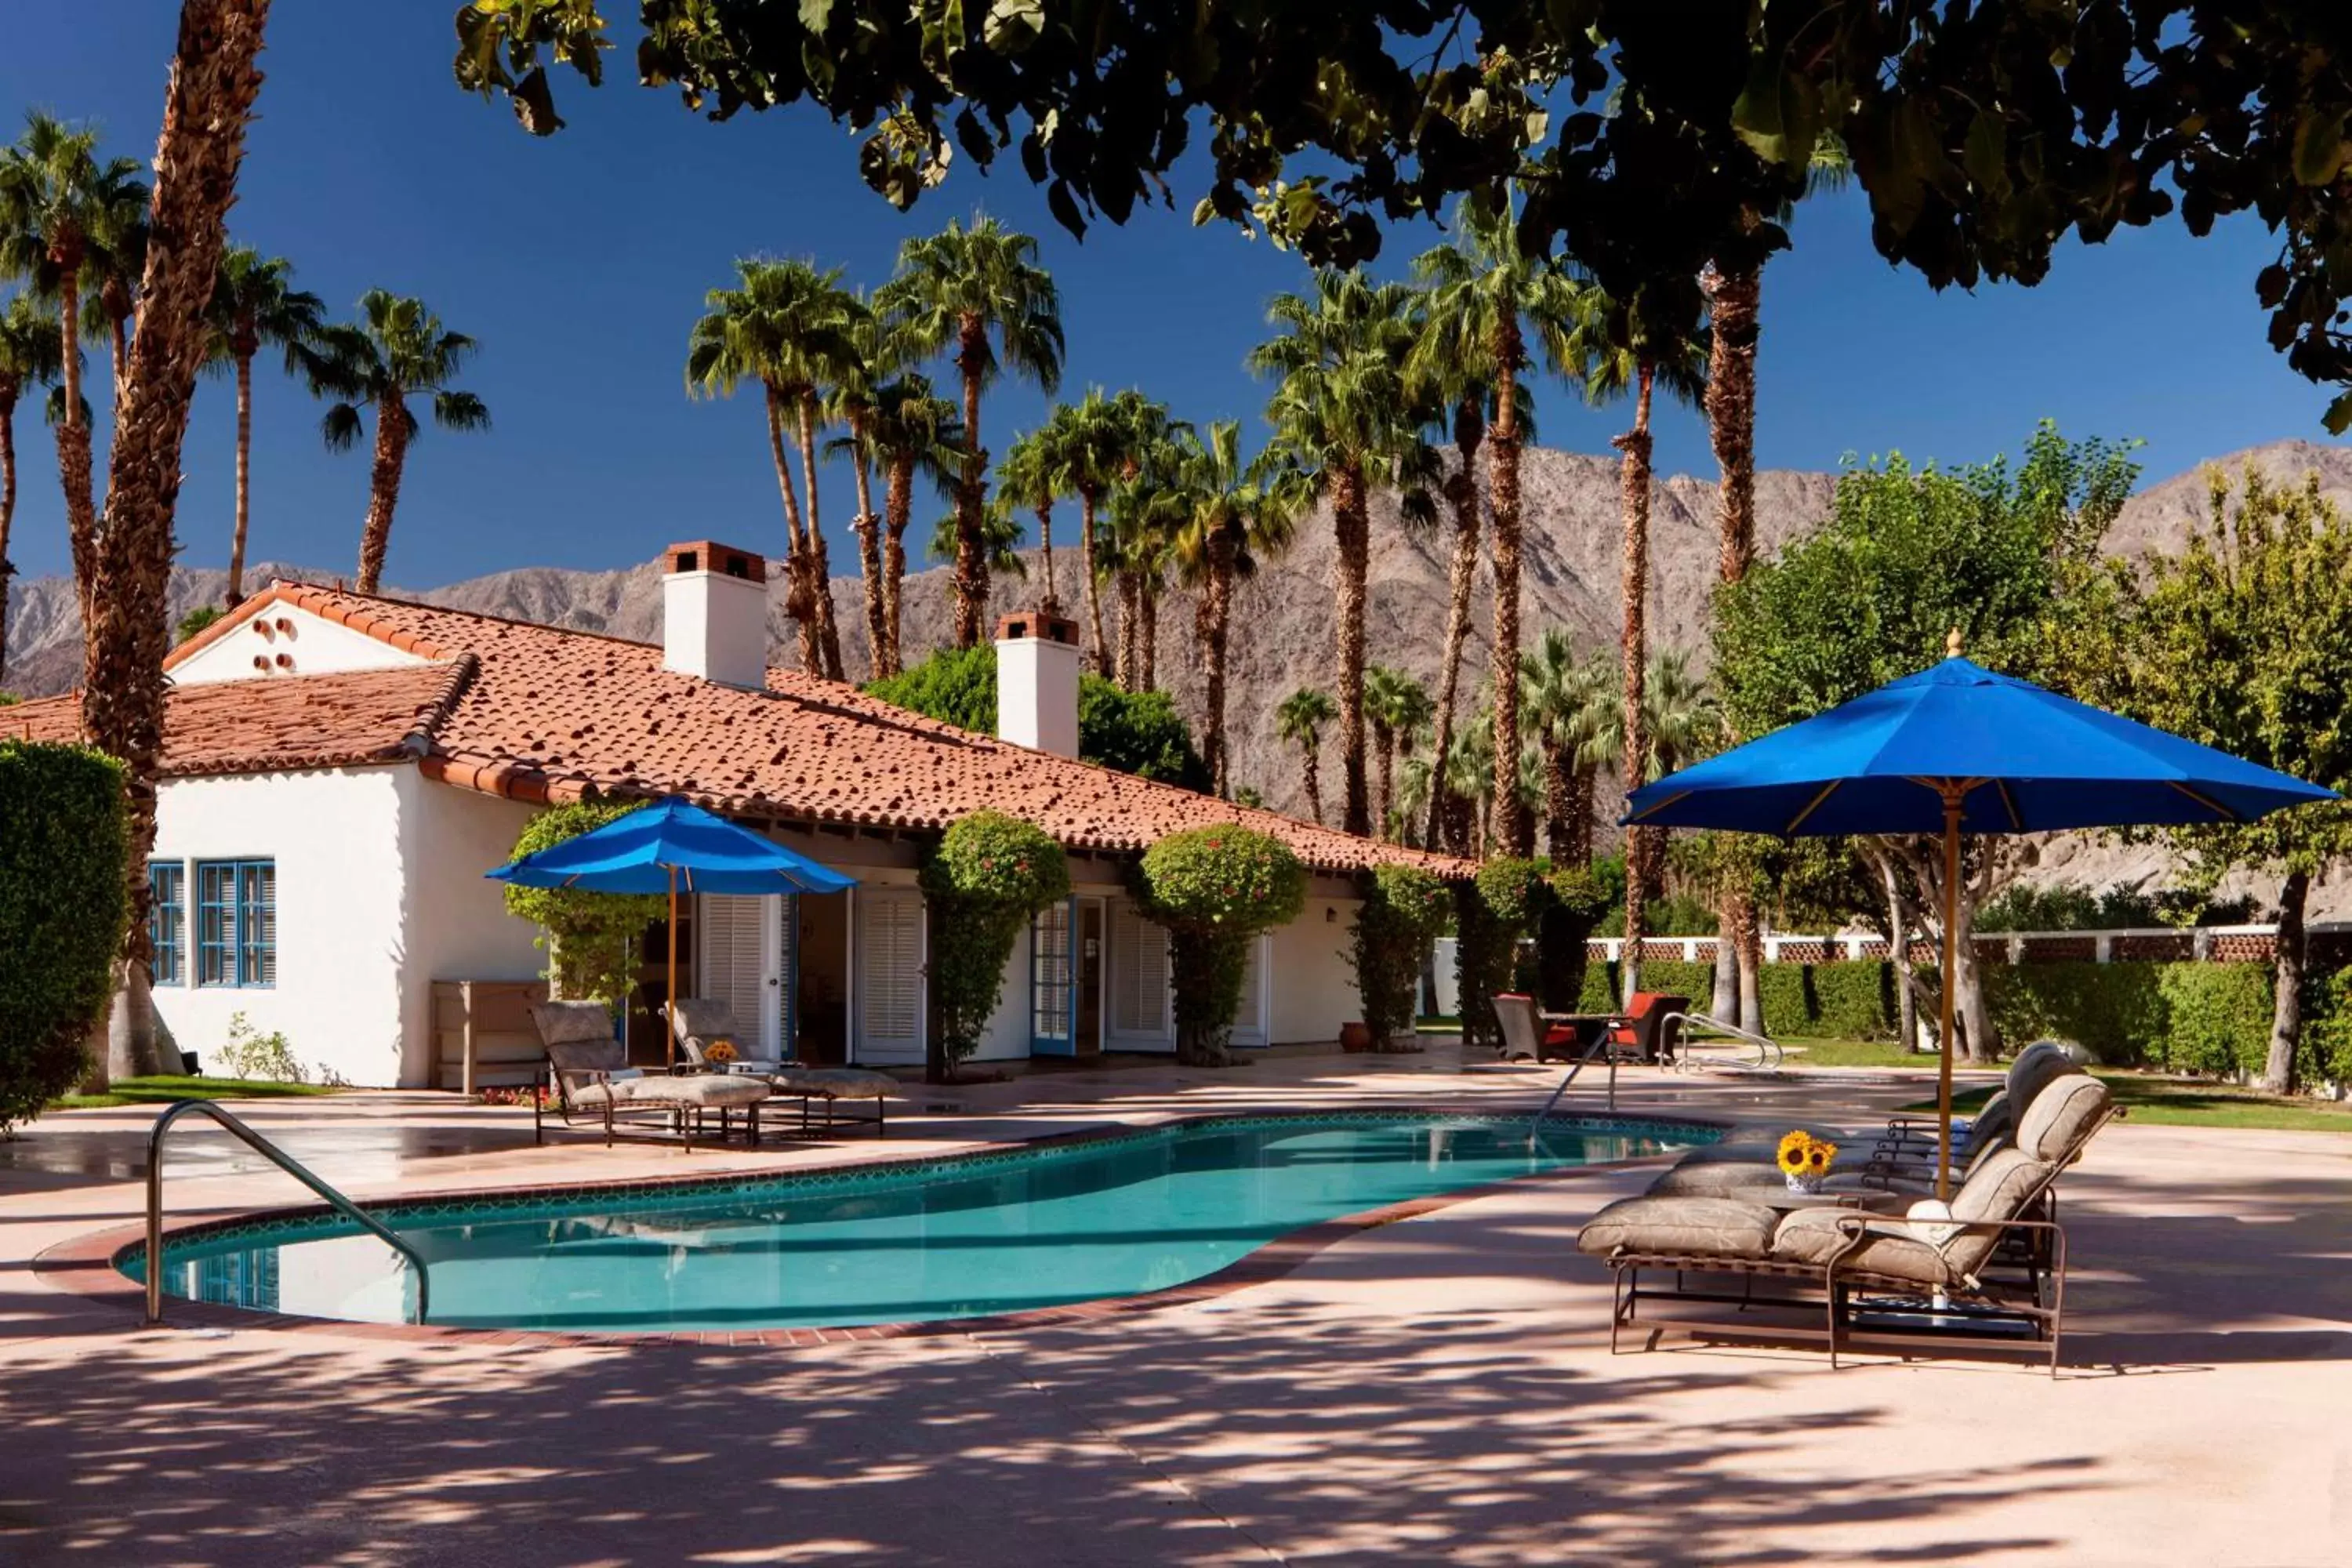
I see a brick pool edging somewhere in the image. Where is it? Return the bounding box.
[34,1105,1726,1349]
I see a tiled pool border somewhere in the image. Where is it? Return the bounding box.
[37,1106,1726,1348]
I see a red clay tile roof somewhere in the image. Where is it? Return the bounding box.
[136,581,1472,877]
[5,658,476,778]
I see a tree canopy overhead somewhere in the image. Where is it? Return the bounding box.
[458,2,2352,426]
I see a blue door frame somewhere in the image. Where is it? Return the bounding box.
[1030,895,1078,1056]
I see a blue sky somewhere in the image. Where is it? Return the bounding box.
[2,6,2341,588]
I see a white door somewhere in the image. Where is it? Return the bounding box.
[855,887,926,1065]
[1108,900,1173,1051]
[699,894,784,1059]
[1229,933,1269,1048]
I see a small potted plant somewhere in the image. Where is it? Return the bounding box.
[1775,1130,1838,1195]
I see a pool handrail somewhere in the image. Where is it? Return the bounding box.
[1660,1011,1784,1073]
[1530,1028,1619,1131]
[143,1098,430,1327]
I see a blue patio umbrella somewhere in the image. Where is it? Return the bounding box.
[488,797,857,1064]
[1623,644,2333,1194]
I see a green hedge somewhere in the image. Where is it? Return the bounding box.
[1574,952,2303,1072]
[0,741,129,1129]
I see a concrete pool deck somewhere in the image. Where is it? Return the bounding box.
[1,1048,2347,1565]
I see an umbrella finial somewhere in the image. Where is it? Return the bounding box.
[1946,626,1964,658]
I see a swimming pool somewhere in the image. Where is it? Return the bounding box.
[134,1112,1717,1334]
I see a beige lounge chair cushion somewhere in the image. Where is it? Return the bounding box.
[2016,1072,2111,1163]
[770,1067,896,1100]
[574,1073,770,1110]
[1773,1147,2054,1284]
[533,1002,623,1052]
[1576,1196,1779,1260]
[1646,1160,1788,1196]
[2008,1042,2082,1118]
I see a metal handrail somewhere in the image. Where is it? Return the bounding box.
[1531,1029,1619,1130]
[1661,1011,1784,1072]
[144,1099,430,1327]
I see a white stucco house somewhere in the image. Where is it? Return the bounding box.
[13,540,1467,1088]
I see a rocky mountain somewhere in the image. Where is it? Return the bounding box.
[7,437,2350,913]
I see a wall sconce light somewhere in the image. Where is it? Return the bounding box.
[1324,906,1337,923]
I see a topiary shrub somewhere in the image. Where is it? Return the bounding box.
[2154,964,2274,1076]
[1352,865,1454,1050]
[0,741,129,1131]
[1131,826,1306,1066]
[1537,864,1611,1013]
[1455,857,1554,1051]
[502,802,668,1004]
[920,811,1071,1081]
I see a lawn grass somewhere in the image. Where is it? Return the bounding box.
[1896,1073,2352,1133]
[49,1074,343,1111]
[1777,1036,1949,1071]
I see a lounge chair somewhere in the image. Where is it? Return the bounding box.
[670,997,782,1073]
[1492,993,1588,1062]
[1578,1072,2117,1374]
[1607,993,1690,1064]
[530,1000,770,1149]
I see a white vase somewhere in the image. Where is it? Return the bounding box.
[1785,1172,1825,1196]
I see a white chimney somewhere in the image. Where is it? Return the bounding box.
[662,539,770,689]
[994,608,1081,757]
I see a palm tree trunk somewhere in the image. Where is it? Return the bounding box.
[1036,502,1058,613]
[82,0,272,1092]
[54,269,100,629]
[880,450,913,678]
[354,387,408,596]
[1489,325,1531,857]
[848,413,885,679]
[1203,527,1236,795]
[1613,361,1655,999]
[1080,488,1111,674]
[1331,465,1373,837]
[0,390,16,686]
[1542,743,1571,860]
[1425,409,1483,848]
[1567,764,1596,863]
[1138,586,1157,691]
[1116,571,1139,688]
[227,350,252,604]
[108,310,132,409]
[1705,261,1767,1030]
[1374,724,1396,839]
[764,385,820,675]
[1302,746,1323,826]
[952,316,987,648]
[797,392,844,681]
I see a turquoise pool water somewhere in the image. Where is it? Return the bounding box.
[139,1113,1715,1333]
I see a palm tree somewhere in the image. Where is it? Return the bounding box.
[822,290,900,677]
[688,259,861,677]
[997,425,1065,613]
[1559,287,1706,995]
[203,246,324,605]
[1442,701,1497,856]
[844,373,964,677]
[0,290,62,686]
[78,0,275,1089]
[1171,423,1310,793]
[0,112,145,620]
[878,216,1063,647]
[1519,628,1613,864]
[82,171,149,404]
[1394,754,1435,848]
[931,502,1028,582]
[1250,270,1436,837]
[1363,664,1432,841]
[1414,195,1585,857]
[1276,686,1338,826]
[1105,424,1192,691]
[1035,388,1150,675]
[295,291,487,597]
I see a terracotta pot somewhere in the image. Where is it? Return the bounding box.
[1339,1022,1374,1053]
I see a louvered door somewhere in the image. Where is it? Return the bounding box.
[699,894,781,1059]
[855,888,926,1065]
[1108,901,1172,1050]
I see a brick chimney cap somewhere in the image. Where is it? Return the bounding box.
[664,541,769,582]
[994,609,1079,646]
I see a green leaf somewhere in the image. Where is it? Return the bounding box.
[1963,111,2009,200]
[2325,389,2352,437]
[509,67,564,136]
[983,0,1044,52]
[2292,107,2347,187]
[799,0,832,31]
[1730,53,1788,164]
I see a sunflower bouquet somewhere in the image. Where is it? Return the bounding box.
[1775,1131,1838,1194]
[704,1039,740,1065]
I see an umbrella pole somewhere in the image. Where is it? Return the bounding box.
[666,866,678,1073]
[1937,793,1962,1202]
